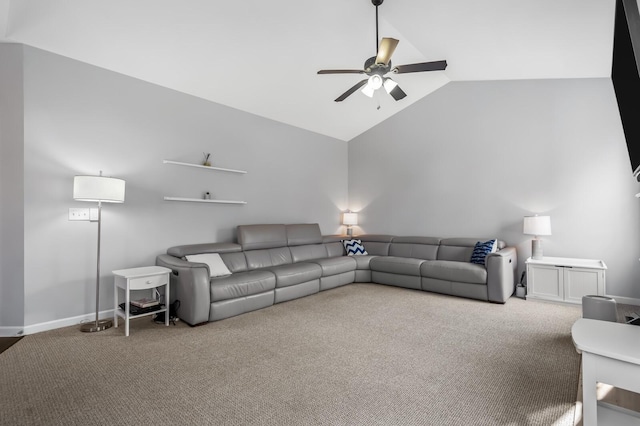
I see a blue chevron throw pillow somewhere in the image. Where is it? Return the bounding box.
[470,239,497,265]
[342,239,368,256]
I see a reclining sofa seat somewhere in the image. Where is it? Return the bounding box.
[368,236,513,302]
[157,242,275,325]
[422,238,503,301]
[370,237,441,290]
[239,224,356,296]
[238,224,322,304]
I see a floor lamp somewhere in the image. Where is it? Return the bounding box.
[73,172,126,332]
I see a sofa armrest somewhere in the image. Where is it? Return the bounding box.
[156,254,211,326]
[485,246,517,303]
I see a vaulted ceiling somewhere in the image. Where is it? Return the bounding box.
[0,0,616,141]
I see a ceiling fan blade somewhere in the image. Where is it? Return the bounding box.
[375,37,399,65]
[334,79,369,102]
[393,60,447,74]
[318,69,366,75]
[389,85,407,101]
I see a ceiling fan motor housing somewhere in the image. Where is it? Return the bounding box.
[364,56,391,75]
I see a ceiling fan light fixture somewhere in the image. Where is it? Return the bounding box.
[361,74,383,97]
[368,74,383,90]
[383,78,398,93]
[361,83,375,98]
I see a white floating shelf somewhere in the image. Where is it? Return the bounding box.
[163,160,247,174]
[164,197,246,205]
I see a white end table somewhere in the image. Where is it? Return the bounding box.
[113,266,171,336]
[572,318,640,425]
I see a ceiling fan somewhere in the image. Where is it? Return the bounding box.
[318,0,447,103]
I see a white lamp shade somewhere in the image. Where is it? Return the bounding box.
[361,83,375,98]
[523,215,551,236]
[342,212,358,226]
[73,175,125,203]
[383,78,398,93]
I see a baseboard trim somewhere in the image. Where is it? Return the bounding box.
[0,327,24,337]
[22,309,115,335]
[12,294,640,336]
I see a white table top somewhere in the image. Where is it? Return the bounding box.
[572,318,640,365]
[526,256,607,270]
[112,266,171,279]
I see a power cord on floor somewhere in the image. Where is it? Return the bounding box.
[153,300,180,326]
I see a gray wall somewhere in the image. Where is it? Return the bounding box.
[17,46,348,328]
[348,79,640,301]
[0,44,25,332]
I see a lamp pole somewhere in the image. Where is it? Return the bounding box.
[80,194,113,332]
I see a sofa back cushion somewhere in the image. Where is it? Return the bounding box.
[356,235,394,256]
[220,252,249,273]
[438,238,507,262]
[237,224,287,250]
[286,224,327,262]
[167,242,242,258]
[290,244,328,262]
[244,247,293,270]
[286,224,323,246]
[323,235,346,257]
[389,237,441,260]
[438,238,482,262]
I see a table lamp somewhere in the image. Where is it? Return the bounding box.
[74,171,125,332]
[523,215,551,260]
[342,211,358,237]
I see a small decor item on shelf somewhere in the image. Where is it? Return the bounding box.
[204,191,211,200]
[202,152,211,167]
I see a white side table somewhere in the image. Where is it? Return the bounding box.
[113,266,171,336]
[572,318,640,425]
[525,257,607,305]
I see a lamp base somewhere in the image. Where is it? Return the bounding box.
[531,238,543,260]
[80,319,113,333]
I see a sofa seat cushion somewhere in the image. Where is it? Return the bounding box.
[210,270,276,302]
[370,256,425,276]
[352,255,378,270]
[420,260,487,284]
[266,263,322,288]
[309,256,356,276]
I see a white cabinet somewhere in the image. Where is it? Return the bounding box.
[525,257,607,305]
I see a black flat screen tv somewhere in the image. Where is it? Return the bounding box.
[612,0,640,177]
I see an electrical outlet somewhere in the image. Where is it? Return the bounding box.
[69,208,90,221]
[89,208,99,221]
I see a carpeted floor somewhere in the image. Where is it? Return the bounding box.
[0,284,582,425]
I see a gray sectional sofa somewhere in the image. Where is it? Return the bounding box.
[156,223,517,326]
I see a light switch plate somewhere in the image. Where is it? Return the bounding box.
[69,208,90,221]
